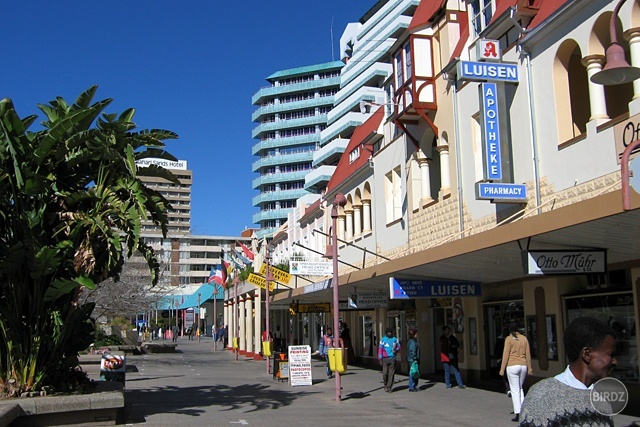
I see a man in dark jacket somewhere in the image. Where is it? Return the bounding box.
[440,325,466,389]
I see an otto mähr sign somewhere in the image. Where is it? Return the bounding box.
[390,278,481,299]
[614,112,640,164]
[524,250,607,275]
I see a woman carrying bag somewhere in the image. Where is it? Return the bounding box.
[407,328,420,392]
[499,321,532,423]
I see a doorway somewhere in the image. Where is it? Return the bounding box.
[432,305,452,371]
[484,300,524,374]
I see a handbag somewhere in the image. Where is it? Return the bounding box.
[410,361,420,379]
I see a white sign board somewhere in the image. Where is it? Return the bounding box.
[288,345,312,386]
[525,250,606,275]
[348,292,388,309]
[291,261,332,276]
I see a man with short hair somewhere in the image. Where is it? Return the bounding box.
[440,325,466,389]
[519,317,617,426]
[379,327,401,393]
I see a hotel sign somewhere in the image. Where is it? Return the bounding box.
[524,250,607,275]
[457,61,519,83]
[390,278,482,299]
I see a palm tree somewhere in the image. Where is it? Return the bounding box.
[0,86,178,395]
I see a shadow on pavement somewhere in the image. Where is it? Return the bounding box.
[123,383,320,423]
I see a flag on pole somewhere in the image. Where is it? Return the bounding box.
[237,241,254,261]
[208,263,226,286]
[232,248,251,266]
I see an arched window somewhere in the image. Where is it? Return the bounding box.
[553,40,590,142]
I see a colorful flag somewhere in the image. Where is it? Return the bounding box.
[207,266,216,284]
[237,241,254,261]
[233,248,251,266]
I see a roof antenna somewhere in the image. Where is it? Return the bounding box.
[331,16,335,61]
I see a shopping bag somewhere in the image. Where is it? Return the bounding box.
[410,361,420,379]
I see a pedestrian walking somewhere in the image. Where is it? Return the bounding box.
[520,317,618,426]
[221,325,229,348]
[378,327,400,393]
[407,328,420,392]
[440,325,466,389]
[171,325,178,342]
[499,321,532,423]
[319,327,334,379]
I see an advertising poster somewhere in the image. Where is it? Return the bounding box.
[288,345,312,386]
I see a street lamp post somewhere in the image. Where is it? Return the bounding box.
[591,0,640,85]
[265,246,274,374]
[197,293,201,343]
[329,193,347,402]
[213,285,218,351]
[233,270,240,361]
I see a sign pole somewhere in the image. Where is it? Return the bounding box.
[331,193,346,402]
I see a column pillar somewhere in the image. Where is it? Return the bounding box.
[581,55,609,121]
[418,158,433,203]
[436,144,451,195]
[254,290,263,360]
[228,300,234,350]
[223,302,228,335]
[624,28,640,100]
[362,200,372,233]
[239,296,246,355]
[246,295,254,357]
[353,205,362,237]
[345,209,354,240]
[337,215,346,241]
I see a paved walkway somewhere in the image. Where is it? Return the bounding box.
[118,338,640,426]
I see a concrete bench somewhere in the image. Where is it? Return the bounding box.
[0,381,124,426]
[142,343,178,353]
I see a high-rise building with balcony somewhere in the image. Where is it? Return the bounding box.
[306,0,419,193]
[136,157,192,236]
[251,61,344,238]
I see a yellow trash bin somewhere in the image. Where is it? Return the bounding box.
[232,337,239,349]
[262,341,273,357]
[327,348,347,374]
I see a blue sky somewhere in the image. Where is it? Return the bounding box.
[3,1,376,236]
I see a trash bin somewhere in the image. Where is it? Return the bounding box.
[100,352,126,386]
[273,352,288,381]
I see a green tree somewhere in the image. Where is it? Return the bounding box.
[0,86,178,396]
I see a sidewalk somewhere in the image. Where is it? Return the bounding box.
[120,338,640,426]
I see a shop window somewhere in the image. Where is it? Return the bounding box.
[360,314,375,357]
[565,292,638,382]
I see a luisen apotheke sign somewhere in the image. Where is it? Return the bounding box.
[524,250,607,275]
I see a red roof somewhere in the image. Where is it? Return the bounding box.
[528,0,567,30]
[326,107,385,194]
[489,0,519,27]
[408,0,447,32]
[298,198,322,224]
